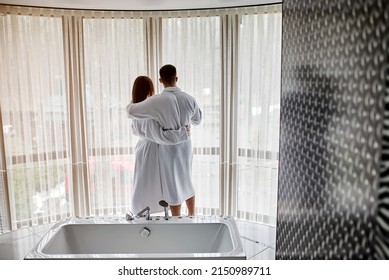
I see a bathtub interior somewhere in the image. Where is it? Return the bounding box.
[25,216,246,259]
[42,223,233,254]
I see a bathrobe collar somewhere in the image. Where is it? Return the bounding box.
[162,87,181,94]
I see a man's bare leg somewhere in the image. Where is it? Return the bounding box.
[170,204,181,216]
[185,196,195,216]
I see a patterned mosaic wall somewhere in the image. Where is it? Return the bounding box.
[277,0,389,259]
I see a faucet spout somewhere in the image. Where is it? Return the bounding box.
[159,200,169,220]
[136,206,151,220]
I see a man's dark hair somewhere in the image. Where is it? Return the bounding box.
[159,64,177,85]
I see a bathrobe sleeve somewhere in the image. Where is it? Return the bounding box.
[191,100,202,126]
[126,94,181,131]
[126,101,154,120]
[126,95,172,121]
[132,119,188,145]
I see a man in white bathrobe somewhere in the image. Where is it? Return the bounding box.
[126,65,202,216]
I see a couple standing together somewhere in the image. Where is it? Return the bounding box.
[126,64,202,216]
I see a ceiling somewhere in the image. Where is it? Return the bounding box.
[0,0,282,10]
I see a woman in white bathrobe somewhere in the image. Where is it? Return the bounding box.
[129,76,189,214]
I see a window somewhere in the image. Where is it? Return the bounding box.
[0,5,282,230]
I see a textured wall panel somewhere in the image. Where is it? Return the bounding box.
[277,0,389,259]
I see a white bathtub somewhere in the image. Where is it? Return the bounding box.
[25,215,246,259]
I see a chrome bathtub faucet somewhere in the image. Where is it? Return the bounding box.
[126,206,151,220]
[136,206,151,220]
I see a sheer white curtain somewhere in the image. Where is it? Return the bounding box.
[0,14,72,229]
[160,9,282,222]
[161,16,222,215]
[236,12,282,225]
[83,18,147,216]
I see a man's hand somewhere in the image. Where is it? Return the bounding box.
[185,125,191,137]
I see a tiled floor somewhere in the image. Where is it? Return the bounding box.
[0,219,276,260]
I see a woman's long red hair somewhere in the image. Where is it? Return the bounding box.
[132,76,155,103]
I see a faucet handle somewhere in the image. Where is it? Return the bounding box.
[126,210,135,220]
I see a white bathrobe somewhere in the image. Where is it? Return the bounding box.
[126,87,202,206]
[131,119,189,214]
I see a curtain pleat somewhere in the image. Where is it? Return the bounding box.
[62,16,90,217]
[0,106,11,233]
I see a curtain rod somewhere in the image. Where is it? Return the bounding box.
[0,4,281,18]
